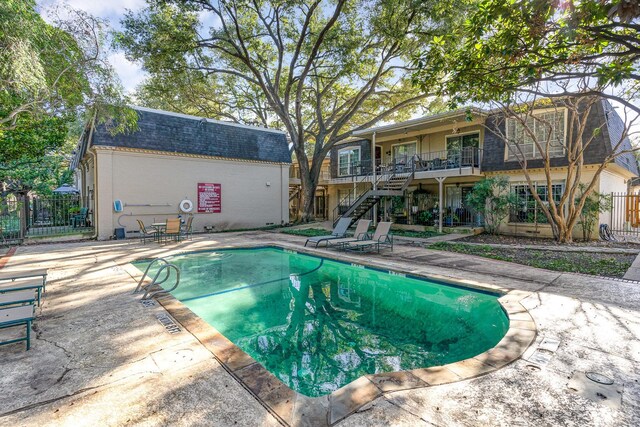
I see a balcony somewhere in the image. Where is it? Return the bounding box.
[330,147,483,183]
[289,168,331,185]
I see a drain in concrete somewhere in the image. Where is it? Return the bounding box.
[586,372,615,385]
[567,371,622,409]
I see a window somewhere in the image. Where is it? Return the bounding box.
[510,182,564,223]
[446,133,480,166]
[338,147,361,176]
[392,142,417,164]
[506,110,566,161]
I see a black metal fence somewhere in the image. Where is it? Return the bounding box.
[0,197,22,244]
[609,192,640,237]
[0,195,93,245]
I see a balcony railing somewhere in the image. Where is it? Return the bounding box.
[335,147,482,178]
[289,168,331,182]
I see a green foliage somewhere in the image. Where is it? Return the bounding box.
[429,242,632,278]
[386,228,443,238]
[465,176,516,234]
[117,0,456,220]
[280,228,333,237]
[577,187,613,241]
[0,147,74,196]
[0,0,136,163]
[413,0,640,112]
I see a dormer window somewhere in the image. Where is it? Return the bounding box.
[505,109,566,161]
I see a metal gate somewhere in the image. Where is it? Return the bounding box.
[609,192,640,236]
[0,197,22,245]
[1,194,93,245]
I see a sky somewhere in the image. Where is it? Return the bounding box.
[35,0,639,141]
[38,0,148,94]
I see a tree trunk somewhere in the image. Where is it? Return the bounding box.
[299,174,316,222]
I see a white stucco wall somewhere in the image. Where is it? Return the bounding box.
[598,168,628,227]
[93,148,289,239]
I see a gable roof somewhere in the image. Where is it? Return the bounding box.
[71,106,290,169]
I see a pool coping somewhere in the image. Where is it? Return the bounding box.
[121,244,537,426]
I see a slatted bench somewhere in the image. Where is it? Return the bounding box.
[0,278,46,306]
[0,304,35,350]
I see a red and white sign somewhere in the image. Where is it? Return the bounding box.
[197,183,221,213]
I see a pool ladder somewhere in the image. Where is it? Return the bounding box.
[133,257,181,300]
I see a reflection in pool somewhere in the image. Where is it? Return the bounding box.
[133,247,509,397]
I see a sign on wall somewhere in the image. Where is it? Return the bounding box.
[197,183,222,213]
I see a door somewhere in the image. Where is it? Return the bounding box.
[445,185,474,225]
[446,133,480,166]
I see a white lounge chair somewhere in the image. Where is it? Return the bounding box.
[327,219,372,250]
[304,217,352,247]
[344,221,393,253]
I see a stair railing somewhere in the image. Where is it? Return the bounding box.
[331,173,376,223]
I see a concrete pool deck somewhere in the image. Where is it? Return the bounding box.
[0,232,639,426]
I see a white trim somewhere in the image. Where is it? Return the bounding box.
[352,107,489,136]
[338,146,362,176]
[504,108,567,161]
[445,131,481,152]
[130,105,287,135]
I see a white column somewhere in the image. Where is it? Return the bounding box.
[436,177,446,233]
[372,131,377,226]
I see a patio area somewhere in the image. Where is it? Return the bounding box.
[0,231,638,426]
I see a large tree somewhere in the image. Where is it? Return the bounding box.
[414,0,640,112]
[118,0,457,221]
[413,0,640,242]
[0,0,136,165]
[491,93,638,242]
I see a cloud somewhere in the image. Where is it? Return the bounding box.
[108,52,147,94]
[38,0,146,21]
[37,1,148,95]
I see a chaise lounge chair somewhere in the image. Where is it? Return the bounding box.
[0,303,35,350]
[344,221,393,253]
[327,219,372,250]
[304,217,352,248]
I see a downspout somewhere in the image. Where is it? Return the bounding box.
[280,163,284,225]
[86,112,98,240]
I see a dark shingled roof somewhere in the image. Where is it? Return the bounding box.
[89,107,291,164]
[601,100,639,176]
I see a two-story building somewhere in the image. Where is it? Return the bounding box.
[321,99,637,239]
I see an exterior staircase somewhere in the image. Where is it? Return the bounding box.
[289,186,300,201]
[336,173,414,226]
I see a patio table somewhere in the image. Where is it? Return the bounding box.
[152,222,167,242]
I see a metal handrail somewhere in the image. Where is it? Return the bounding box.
[133,257,169,293]
[142,263,181,300]
[332,173,376,222]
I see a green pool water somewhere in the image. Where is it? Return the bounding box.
[133,247,509,397]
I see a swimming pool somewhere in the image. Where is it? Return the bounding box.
[133,247,509,397]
